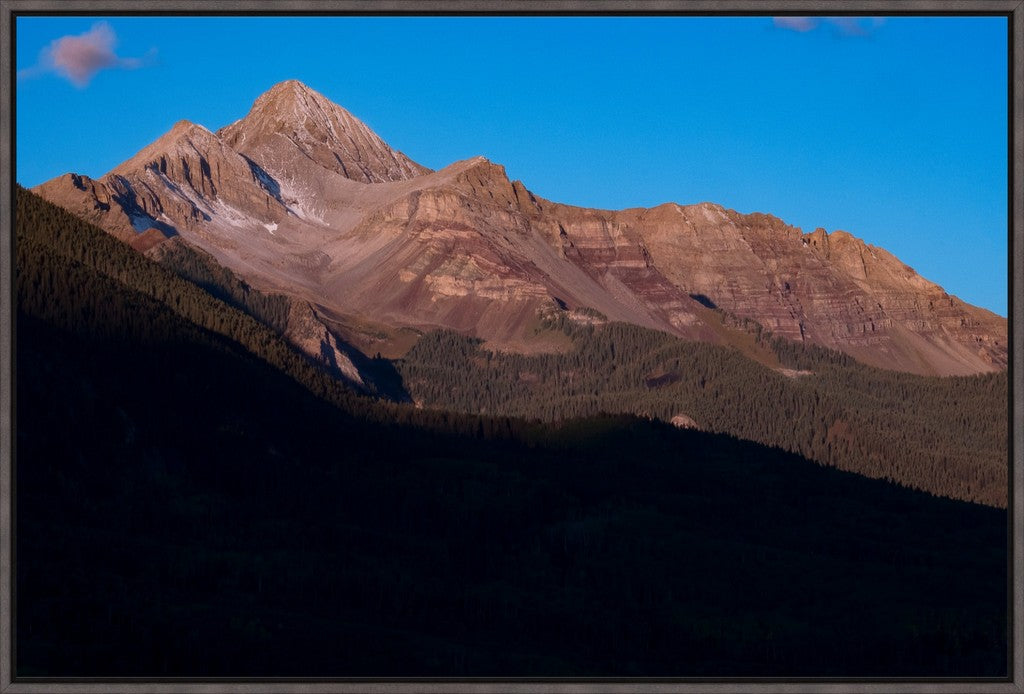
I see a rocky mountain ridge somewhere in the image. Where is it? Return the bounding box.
[33,79,1007,376]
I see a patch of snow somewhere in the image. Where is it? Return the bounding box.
[701,205,724,223]
[210,197,257,228]
[149,167,215,219]
[275,172,327,226]
[264,222,278,235]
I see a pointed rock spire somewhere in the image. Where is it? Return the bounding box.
[218,80,430,183]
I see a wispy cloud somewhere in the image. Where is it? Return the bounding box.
[772,16,886,38]
[18,22,153,87]
[773,16,818,33]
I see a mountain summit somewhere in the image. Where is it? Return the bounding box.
[32,81,1007,376]
[219,79,430,184]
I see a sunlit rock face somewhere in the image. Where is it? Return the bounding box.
[34,80,1006,376]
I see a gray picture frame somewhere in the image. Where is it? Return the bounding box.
[1,2,1020,692]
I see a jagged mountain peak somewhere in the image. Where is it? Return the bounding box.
[450,155,508,182]
[110,119,229,175]
[152,119,219,150]
[264,77,314,95]
[31,83,1007,377]
[168,118,214,136]
[218,80,431,184]
[243,79,339,126]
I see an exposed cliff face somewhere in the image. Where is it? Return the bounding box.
[111,119,292,228]
[283,300,366,388]
[537,201,1006,375]
[34,119,292,251]
[33,172,161,251]
[32,80,1007,377]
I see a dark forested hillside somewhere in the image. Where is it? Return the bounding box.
[397,322,1008,507]
[146,237,293,334]
[13,187,1008,677]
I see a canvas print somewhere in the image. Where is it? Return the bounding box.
[10,12,1010,679]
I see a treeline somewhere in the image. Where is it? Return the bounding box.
[397,322,1007,507]
[149,239,292,334]
[703,303,855,371]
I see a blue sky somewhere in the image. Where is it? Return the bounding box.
[16,15,1009,316]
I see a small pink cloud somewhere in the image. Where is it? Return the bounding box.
[773,16,886,37]
[826,16,885,37]
[773,17,819,32]
[18,22,152,87]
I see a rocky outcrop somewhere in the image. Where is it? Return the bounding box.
[284,301,365,388]
[111,120,292,229]
[32,80,1007,377]
[34,172,148,244]
[670,414,700,430]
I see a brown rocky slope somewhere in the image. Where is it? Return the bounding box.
[33,79,1006,377]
